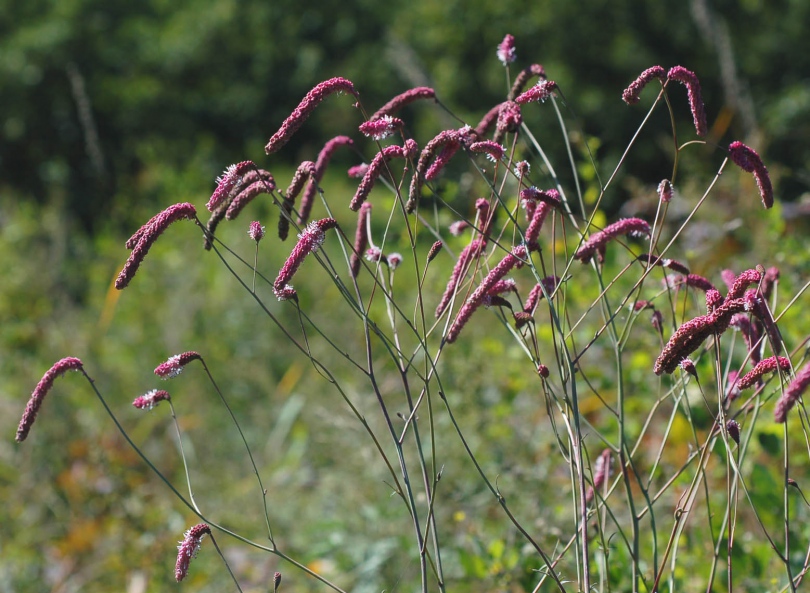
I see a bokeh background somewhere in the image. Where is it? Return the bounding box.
[2,0,810,591]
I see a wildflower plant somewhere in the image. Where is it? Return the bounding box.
[15,34,810,593]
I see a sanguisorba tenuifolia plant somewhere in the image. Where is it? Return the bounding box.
[17,34,810,592]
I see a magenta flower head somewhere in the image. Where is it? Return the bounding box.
[274,218,338,300]
[727,268,762,300]
[16,357,83,442]
[279,160,317,241]
[621,66,666,105]
[133,389,171,410]
[369,86,436,121]
[666,66,707,137]
[116,203,197,290]
[737,356,791,390]
[265,77,358,155]
[299,136,354,226]
[223,170,276,222]
[347,163,369,178]
[387,253,403,269]
[574,217,651,264]
[350,139,418,211]
[775,362,810,423]
[408,128,464,213]
[350,202,372,278]
[658,179,673,203]
[175,523,211,582]
[497,34,517,65]
[448,220,470,236]
[435,238,486,318]
[586,449,612,504]
[474,103,502,138]
[514,160,530,178]
[446,245,528,343]
[495,101,523,140]
[427,240,443,263]
[358,115,404,141]
[155,352,202,379]
[654,313,716,375]
[511,64,547,98]
[726,420,741,445]
[523,275,561,315]
[725,370,742,403]
[728,141,774,209]
[248,221,266,242]
[207,161,255,212]
[515,80,559,105]
[470,140,505,163]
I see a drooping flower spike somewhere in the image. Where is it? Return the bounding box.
[221,169,276,222]
[522,276,561,315]
[435,239,486,318]
[264,77,358,155]
[279,161,317,241]
[408,128,470,213]
[16,357,84,442]
[736,356,791,390]
[727,141,774,209]
[298,136,353,225]
[349,139,419,211]
[274,218,338,300]
[207,161,256,212]
[155,351,202,379]
[350,203,372,278]
[368,86,436,122]
[132,389,171,410]
[469,140,505,163]
[775,362,810,423]
[474,103,502,138]
[446,245,528,343]
[358,116,404,141]
[621,66,666,105]
[175,523,211,582]
[574,218,651,264]
[515,80,559,105]
[586,449,613,504]
[666,66,708,137]
[116,203,197,290]
[510,64,547,98]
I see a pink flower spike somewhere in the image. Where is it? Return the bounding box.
[133,389,171,410]
[497,34,517,66]
[427,240,443,263]
[475,103,502,138]
[574,218,651,264]
[16,357,83,442]
[155,351,202,379]
[470,140,505,163]
[515,80,558,105]
[350,140,418,211]
[408,128,469,212]
[116,203,197,290]
[348,163,369,178]
[207,161,255,212]
[523,276,561,314]
[274,218,338,300]
[495,101,523,141]
[726,370,742,403]
[369,87,436,121]
[727,268,762,300]
[387,253,403,269]
[737,356,791,390]
[514,161,530,178]
[622,66,666,105]
[435,238,486,318]
[264,77,358,155]
[658,179,673,203]
[224,174,276,221]
[586,449,612,504]
[449,220,469,236]
[728,141,774,208]
[248,221,266,242]
[350,203,371,278]
[175,523,211,582]
[358,116,404,140]
[666,66,708,137]
[511,64,547,98]
[280,160,317,241]
[775,363,810,423]
[299,136,354,226]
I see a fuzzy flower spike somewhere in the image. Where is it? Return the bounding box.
[574,218,651,264]
[274,218,338,300]
[115,203,197,290]
[497,34,517,66]
[775,362,810,423]
[265,77,358,155]
[622,66,666,105]
[666,66,708,137]
[175,523,211,582]
[515,80,559,105]
[155,351,202,378]
[727,141,774,208]
[368,87,436,121]
[207,161,255,212]
[16,357,84,442]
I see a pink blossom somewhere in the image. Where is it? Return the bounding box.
[658,179,673,203]
[16,357,83,442]
[116,203,197,290]
[737,356,791,390]
[365,246,383,263]
[175,523,211,582]
[497,34,517,65]
[726,370,742,403]
[654,314,716,375]
[408,129,465,213]
[495,101,522,141]
[358,116,404,140]
[474,103,502,138]
[274,218,338,300]
[427,240,443,263]
[586,449,612,503]
[680,358,698,377]
[522,188,561,249]
[511,64,547,98]
[470,140,505,162]
[248,221,266,242]
[133,389,171,410]
[155,351,202,379]
[523,276,561,315]
[435,239,486,318]
[350,203,371,278]
[537,363,550,378]
[279,161,317,241]
[726,420,740,445]
[574,218,651,264]
[775,363,810,423]
[350,139,418,211]
[347,163,369,178]
[299,136,354,225]
[207,161,255,212]
[621,66,666,105]
[224,172,276,221]
[666,66,707,137]
[448,220,470,236]
[387,253,403,269]
[265,77,358,155]
[728,141,774,208]
[446,245,528,343]
[515,80,559,105]
[514,161,530,178]
[369,87,436,121]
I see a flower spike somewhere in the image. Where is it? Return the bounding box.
[16,357,84,442]
[728,141,774,208]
